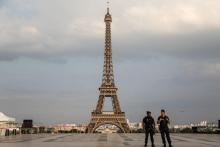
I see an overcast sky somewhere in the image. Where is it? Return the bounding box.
[0,0,220,125]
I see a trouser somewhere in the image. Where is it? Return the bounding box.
[160,129,172,145]
[145,129,154,145]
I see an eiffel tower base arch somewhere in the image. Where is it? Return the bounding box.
[87,112,130,133]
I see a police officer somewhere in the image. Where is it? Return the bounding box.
[143,111,156,147]
[157,109,173,147]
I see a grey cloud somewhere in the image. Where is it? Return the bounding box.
[0,0,220,125]
[113,29,220,62]
[0,0,220,62]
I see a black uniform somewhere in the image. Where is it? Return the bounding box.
[157,115,172,146]
[143,116,155,145]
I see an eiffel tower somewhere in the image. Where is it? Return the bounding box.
[87,6,130,133]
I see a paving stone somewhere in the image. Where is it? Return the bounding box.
[0,133,220,147]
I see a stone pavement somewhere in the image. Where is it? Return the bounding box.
[0,133,220,147]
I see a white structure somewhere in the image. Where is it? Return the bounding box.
[129,122,143,130]
[53,124,77,132]
[174,124,192,130]
[0,112,18,136]
[0,112,15,122]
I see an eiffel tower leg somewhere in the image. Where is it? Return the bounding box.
[95,95,104,113]
[112,95,121,113]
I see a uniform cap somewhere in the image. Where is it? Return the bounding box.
[146,111,151,114]
[161,109,165,112]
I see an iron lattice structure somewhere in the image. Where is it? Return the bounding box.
[87,8,130,133]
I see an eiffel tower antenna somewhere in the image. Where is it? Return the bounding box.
[107,1,110,12]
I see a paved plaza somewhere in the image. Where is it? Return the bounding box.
[0,133,220,147]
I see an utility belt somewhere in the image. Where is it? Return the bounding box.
[145,127,156,133]
[159,127,169,131]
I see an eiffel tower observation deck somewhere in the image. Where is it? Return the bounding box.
[87,4,130,133]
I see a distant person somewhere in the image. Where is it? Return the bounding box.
[142,111,156,147]
[157,109,173,147]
